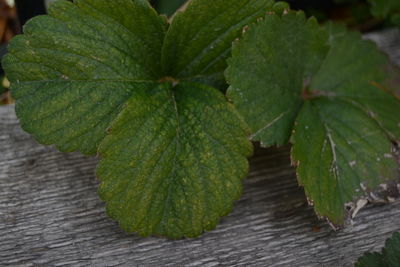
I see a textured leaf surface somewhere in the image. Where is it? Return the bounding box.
[97,82,252,238]
[227,12,328,147]
[226,12,400,226]
[3,0,270,238]
[2,0,167,154]
[162,0,275,89]
[356,232,400,267]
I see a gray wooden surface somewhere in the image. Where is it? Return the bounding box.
[1,28,400,267]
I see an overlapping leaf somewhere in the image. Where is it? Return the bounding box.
[368,0,400,25]
[97,82,252,238]
[3,0,168,154]
[226,11,400,226]
[162,0,275,89]
[2,0,278,237]
[356,232,400,267]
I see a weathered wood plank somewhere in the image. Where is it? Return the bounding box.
[0,28,399,267]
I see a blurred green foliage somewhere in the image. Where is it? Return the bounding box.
[151,0,399,30]
[368,0,400,26]
[0,83,6,95]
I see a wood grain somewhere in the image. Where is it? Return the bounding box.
[1,28,399,267]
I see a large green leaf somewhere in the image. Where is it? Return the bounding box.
[3,0,167,154]
[97,82,252,238]
[356,232,400,267]
[3,0,276,238]
[162,0,275,89]
[226,11,400,226]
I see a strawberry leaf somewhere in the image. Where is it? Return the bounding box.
[162,0,275,90]
[356,232,400,267]
[227,11,329,147]
[97,82,252,238]
[3,0,276,238]
[226,11,400,226]
[2,0,168,154]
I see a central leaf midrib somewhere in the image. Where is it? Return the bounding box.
[309,101,348,222]
[308,99,390,216]
[81,0,164,78]
[17,79,157,83]
[155,89,184,233]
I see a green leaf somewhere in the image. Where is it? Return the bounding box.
[162,0,275,89]
[368,0,400,18]
[2,0,167,154]
[368,0,400,26]
[3,0,273,238]
[97,82,252,238]
[227,11,329,147]
[226,12,400,226]
[356,232,400,267]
